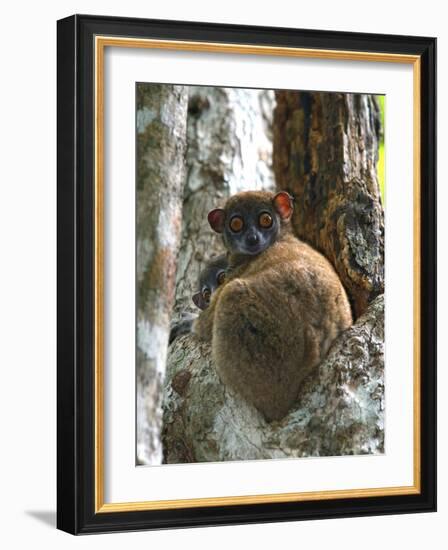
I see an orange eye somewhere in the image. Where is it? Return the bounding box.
[217,271,226,285]
[229,216,244,232]
[202,288,211,302]
[259,212,273,228]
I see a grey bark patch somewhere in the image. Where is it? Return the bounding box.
[136,107,157,133]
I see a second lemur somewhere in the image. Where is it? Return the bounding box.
[194,190,352,421]
[169,254,228,344]
[192,254,228,310]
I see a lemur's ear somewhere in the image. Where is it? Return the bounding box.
[192,292,206,310]
[272,191,294,221]
[208,208,226,233]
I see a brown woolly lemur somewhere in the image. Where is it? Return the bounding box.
[193,190,352,421]
[169,254,228,344]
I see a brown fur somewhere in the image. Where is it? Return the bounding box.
[194,191,352,421]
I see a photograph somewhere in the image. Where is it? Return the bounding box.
[136,83,386,466]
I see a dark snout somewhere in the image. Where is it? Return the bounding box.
[245,231,259,247]
[242,230,265,255]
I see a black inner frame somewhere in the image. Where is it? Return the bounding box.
[57,14,436,535]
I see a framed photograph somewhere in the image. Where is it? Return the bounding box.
[57,14,436,534]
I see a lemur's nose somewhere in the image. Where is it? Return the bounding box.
[246,232,259,246]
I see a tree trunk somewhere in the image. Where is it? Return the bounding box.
[136,84,189,465]
[171,87,275,323]
[273,91,384,318]
[163,295,384,463]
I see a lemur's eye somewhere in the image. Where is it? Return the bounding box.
[229,216,244,233]
[217,271,226,285]
[202,288,211,302]
[259,212,273,228]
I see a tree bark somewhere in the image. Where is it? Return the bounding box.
[163,295,384,463]
[136,84,189,465]
[273,92,384,318]
[171,87,275,323]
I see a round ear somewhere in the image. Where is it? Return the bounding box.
[192,292,206,310]
[207,208,226,233]
[272,191,294,221]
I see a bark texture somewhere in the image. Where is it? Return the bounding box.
[172,87,275,323]
[163,295,384,463]
[136,84,189,465]
[273,92,384,318]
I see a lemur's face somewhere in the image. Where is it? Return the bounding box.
[207,191,294,258]
[222,201,280,256]
[192,255,228,310]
